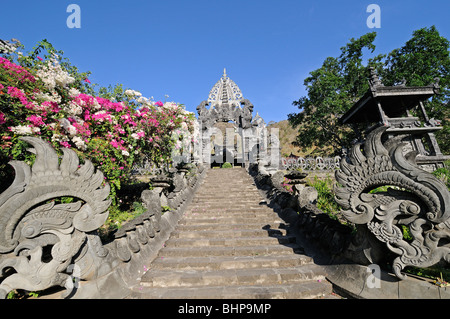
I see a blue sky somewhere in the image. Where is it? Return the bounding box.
[1,0,449,122]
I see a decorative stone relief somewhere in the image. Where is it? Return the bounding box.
[335,126,450,279]
[0,136,207,298]
[0,137,111,298]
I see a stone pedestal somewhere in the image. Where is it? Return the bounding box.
[284,171,318,207]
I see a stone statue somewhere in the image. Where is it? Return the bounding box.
[0,137,111,298]
[241,99,254,129]
[335,126,450,279]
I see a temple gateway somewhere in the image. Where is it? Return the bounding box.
[195,69,280,169]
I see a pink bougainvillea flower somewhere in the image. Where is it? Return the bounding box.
[110,140,120,149]
[84,78,91,83]
[0,112,6,125]
[59,141,71,148]
[155,101,164,107]
[0,57,35,83]
[26,115,45,127]
[37,56,43,61]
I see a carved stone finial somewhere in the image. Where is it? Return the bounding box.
[368,67,383,90]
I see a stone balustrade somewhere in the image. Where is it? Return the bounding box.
[248,163,353,262]
[281,156,341,171]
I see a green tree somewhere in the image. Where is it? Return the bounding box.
[288,32,384,155]
[18,39,96,96]
[289,26,450,155]
[381,26,450,154]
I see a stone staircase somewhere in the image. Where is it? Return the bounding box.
[131,168,335,299]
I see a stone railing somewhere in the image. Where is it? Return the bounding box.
[248,164,353,260]
[0,137,206,298]
[281,156,341,171]
[130,158,167,176]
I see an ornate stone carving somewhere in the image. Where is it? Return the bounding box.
[0,137,111,298]
[207,68,243,106]
[335,126,450,279]
[197,70,254,130]
[282,156,341,171]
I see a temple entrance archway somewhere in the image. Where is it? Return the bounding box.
[195,68,280,170]
[210,121,244,167]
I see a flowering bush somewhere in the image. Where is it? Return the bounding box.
[0,39,196,205]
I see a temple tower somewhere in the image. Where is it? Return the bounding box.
[196,69,278,169]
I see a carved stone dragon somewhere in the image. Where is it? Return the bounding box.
[0,137,204,298]
[335,126,450,279]
[0,137,111,298]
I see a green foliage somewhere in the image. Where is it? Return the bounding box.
[288,32,385,155]
[368,185,392,194]
[161,205,171,212]
[19,39,95,95]
[401,225,413,242]
[221,162,232,168]
[404,266,450,283]
[6,289,41,299]
[99,201,147,241]
[0,38,197,228]
[381,26,450,154]
[432,161,450,190]
[307,176,341,220]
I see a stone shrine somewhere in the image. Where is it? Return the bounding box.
[339,67,449,171]
[196,69,280,169]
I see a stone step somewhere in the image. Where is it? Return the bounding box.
[133,167,336,299]
[189,202,265,208]
[193,190,261,195]
[196,185,259,190]
[149,254,313,271]
[183,210,275,218]
[164,235,296,248]
[190,200,263,206]
[184,209,274,216]
[187,201,273,213]
[178,216,283,226]
[181,211,276,220]
[170,228,288,239]
[157,244,301,258]
[174,222,286,232]
[132,280,332,299]
[187,203,270,209]
[196,186,256,191]
[140,265,327,288]
[197,183,258,186]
